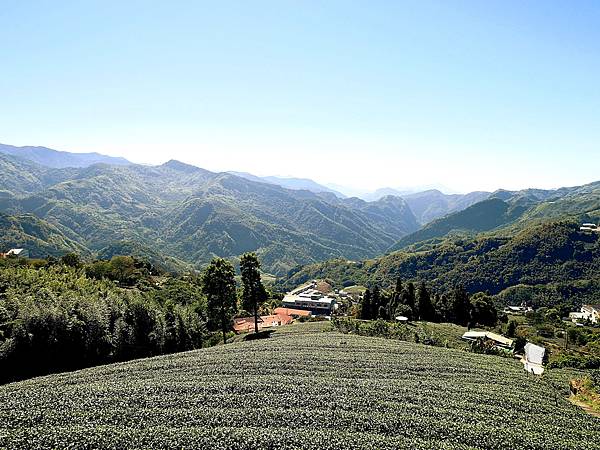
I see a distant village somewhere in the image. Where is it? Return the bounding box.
[232,274,600,377]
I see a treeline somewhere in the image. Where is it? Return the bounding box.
[0,252,270,383]
[359,278,498,327]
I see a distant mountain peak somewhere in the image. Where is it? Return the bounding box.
[0,143,130,169]
[230,171,346,198]
[160,159,205,174]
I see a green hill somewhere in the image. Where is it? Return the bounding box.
[0,323,597,449]
[0,212,86,257]
[280,220,600,307]
[389,198,526,251]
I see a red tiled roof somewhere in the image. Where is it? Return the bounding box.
[233,317,260,332]
[273,307,311,317]
[232,313,293,333]
[261,314,293,327]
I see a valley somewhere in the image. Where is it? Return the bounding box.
[2,143,600,447]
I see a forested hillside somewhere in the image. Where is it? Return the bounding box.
[0,213,86,257]
[389,198,525,251]
[0,152,419,275]
[280,220,600,308]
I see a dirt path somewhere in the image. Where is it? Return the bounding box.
[570,395,600,418]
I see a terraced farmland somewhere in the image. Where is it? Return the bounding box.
[1,323,599,449]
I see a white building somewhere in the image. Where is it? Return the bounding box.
[503,305,533,315]
[6,248,29,258]
[569,311,587,324]
[580,304,600,324]
[522,343,545,375]
[282,287,336,315]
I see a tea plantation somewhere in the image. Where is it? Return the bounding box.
[1,323,599,449]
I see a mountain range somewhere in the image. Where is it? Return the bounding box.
[230,174,489,224]
[0,143,130,169]
[228,171,346,198]
[279,180,600,307]
[389,181,600,252]
[2,142,598,286]
[0,146,420,274]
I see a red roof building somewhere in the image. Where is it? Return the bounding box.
[232,313,294,333]
[273,307,311,318]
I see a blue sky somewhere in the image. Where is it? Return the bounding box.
[1,1,599,193]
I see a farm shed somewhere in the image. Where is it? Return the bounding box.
[461,331,513,349]
[522,343,545,375]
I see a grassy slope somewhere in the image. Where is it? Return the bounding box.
[1,323,598,450]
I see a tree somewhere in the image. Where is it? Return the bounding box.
[451,286,471,326]
[361,289,372,320]
[394,277,403,298]
[240,253,268,333]
[402,282,416,312]
[432,293,445,322]
[506,320,517,338]
[60,253,81,268]
[202,258,237,343]
[417,282,434,321]
[372,286,382,319]
[470,292,498,326]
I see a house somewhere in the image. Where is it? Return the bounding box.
[232,313,293,333]
[461,331,514,349]
[569,311,587,324]
[582,304,600,323]
[233,317,260,333]
[273,307,311,318]
[5,248,29,258]
[260,314,293,328]
[522,342,545,375]
[503,305,533,315]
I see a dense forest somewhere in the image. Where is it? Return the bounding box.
[0,252,271,383]
[355,278,497,328]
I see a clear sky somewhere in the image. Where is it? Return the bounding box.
[1,1,599,193]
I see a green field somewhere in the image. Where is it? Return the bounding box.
[1,323,599,449]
